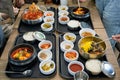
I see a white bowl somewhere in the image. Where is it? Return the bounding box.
[79,28,96,37]
[67,20,82,30]
[39,60,55,75]
[85,59,102,75]
[58,16,70,25]
[64,50,79,63]
[63,32,76,43]
[58,5,68,11]
[60,40,74,52]
[41,22,53,32]
[37,49,52,62]
[23,32,35,42]
[68,61,84,76]
[58,10,69,16]
[44,11,54,17]
[38,40,52,50]
[33,31,46,41]
[43,16,54,24]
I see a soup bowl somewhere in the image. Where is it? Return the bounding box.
[8,43,37,66]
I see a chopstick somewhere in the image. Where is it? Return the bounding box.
[78,0,80,8]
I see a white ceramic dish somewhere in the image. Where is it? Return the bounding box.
[60,40,74,52]
[68,61,84,76]
[38,40,52,50]
[85,59,102,75]
[33,31,46,41]
[44,11,54,17]
[58,10,69,16]
[41,22,53,32]
[64,50,79,63]
[23,32,35,42]
[58,16,70,25]
[63,32,76,43]
[43,16,54,24]
[58,5,68,11]
[39,60,55,75]
[79,28,96,37]
[37,49,52,62]
[67,20,82,30]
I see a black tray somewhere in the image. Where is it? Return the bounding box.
[5,33,56,78]
[59,34,107,79]
[18,7,56,33]
[56,7,93,34]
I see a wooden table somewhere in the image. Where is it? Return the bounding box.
[0,0,120,80]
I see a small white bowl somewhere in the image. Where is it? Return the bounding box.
[63,32,76,43]
[38,40,52,50]
[85,59,102,75]
[68,61,84,76]
[58,10,69,16]
[33,31,46,41]
[67,20,82,30]
[58,16,70,25]
[60,40,74,52]
[37,49,52,62]
[64,50,79,63]
[39,60,55,75]
[58,5,68,11]
[41,22,53,32]
[23,32,35,42]
[43,16,54,24]
[79,28,96,37]
[44,11,54,17]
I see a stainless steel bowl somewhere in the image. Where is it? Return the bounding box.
[78,36,106,59]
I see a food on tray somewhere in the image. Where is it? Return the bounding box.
[58,16,70,24]
[64,50,79,62]
[40,43,51,49]
[33,31,46,41]
[38,40,52,50]
[60,40,74,52]
[85,59,102,75]
[58,5,68,11]
[58,10,69,16]
[43,16,54,24]
[65,51,77,60]
[44,11,54,17]
[80,41,104,54]
[68,61,84,76]
[78,37,106,59]
[41,22,53,32]
[38,49,52,62]
[81,32,93,37]
[73,7,86,15]
[39,60,55,75]
[22,3,43,20]
[43,23,51,28]
[11,47,33,61]
[23,32,35,42]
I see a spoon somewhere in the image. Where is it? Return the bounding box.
[0,69,32,76]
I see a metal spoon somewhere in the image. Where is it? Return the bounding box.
[0,69,32,76]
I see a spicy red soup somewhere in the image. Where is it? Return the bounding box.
[70,63,83,72]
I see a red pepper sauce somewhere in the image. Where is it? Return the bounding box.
[70,64,82,72]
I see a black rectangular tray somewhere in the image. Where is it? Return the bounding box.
[59,34,107,79]
[5,33,56,78]
[56,7,93,34]
[18,7,56,33]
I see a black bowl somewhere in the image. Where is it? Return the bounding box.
[8,43,37,66]
[70,7,90,21]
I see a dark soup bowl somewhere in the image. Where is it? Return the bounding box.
[8,43,37,66]
[70,7,90,21]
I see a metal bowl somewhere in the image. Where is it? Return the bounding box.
[70,7,90,21]
[78,36,106,59]
[21,9,44,25]
[8,43,37,66]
